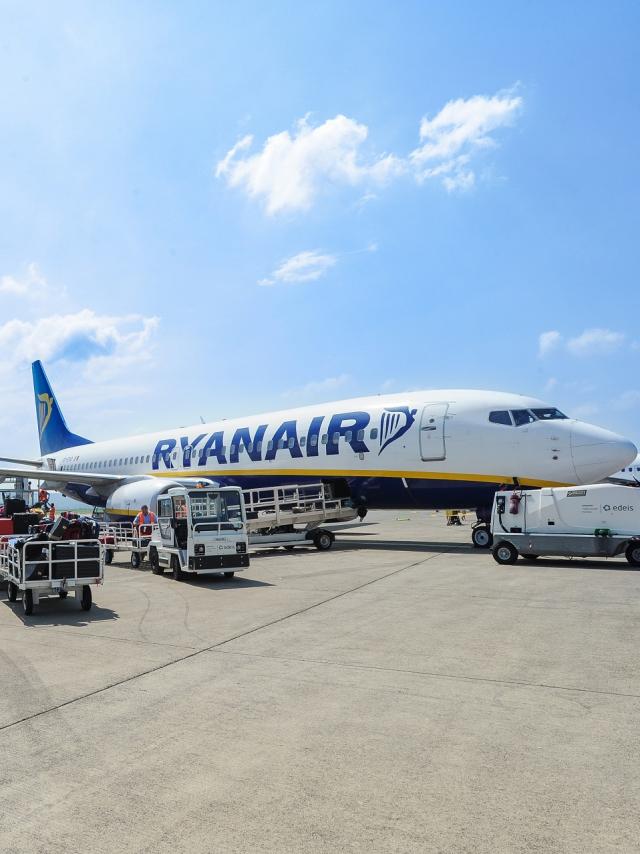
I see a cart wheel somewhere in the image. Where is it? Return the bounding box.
[7,582,18,602]
[130,551,141,569]
[472,526,493,548]
[171,555,184,581]
[521,554,539,561]
[59,590,69,599]
[80,585,92,611]
[223,571,235,578]
[314,531,333,551]
[625,543,640,568]
[104,549,114,565]
[22,589,34,616]
[492,541,519,565]
[149,547,163,575]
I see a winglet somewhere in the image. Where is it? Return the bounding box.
[32,361,93,455]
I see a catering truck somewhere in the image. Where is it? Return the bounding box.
[490,483,640,566]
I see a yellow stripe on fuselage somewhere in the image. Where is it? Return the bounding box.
[148,467,571,489]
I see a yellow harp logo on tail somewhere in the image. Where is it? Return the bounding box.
[38,393,54,438]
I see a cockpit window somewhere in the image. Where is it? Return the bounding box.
[511,409,537,426]
[489,410,512,426]
[530,408,567,420]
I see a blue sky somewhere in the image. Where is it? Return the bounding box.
[1,0,639,455]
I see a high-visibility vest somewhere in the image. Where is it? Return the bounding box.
[134,511,156,527]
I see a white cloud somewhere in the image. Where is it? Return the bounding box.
[0,310,159,379]
[259,250,337,287]
[410,90,522,189]
[216,89,522,213]
[566,328,626,357]
[538,330,562,357]
[216,115,403,215]
[0,263,49,297]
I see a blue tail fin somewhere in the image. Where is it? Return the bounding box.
[32,361,93,456]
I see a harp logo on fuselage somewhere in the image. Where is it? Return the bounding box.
[151,407,418,470]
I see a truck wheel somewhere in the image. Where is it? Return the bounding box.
[80,586,92,611]
[521,554,539,561]
[7,582,18,602]
[472,526,493,548]
[171,555,184,581]
[223,571,235,578]
[104,549,114,565]
[492,542,518,565]
[314,531,333,551]
[22,589,34,616]
[130,551,141,569]
[625,543,640,567]
[149,548,163,575]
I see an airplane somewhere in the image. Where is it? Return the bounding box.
[0,361,636,545]
[608,452,640,484]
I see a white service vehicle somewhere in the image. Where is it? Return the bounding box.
[490,483,640,567]
[148,486,249,581]
[0,536,104,616]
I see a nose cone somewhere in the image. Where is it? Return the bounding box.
[571,424,637,483]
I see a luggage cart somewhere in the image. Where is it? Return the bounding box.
[0,537,104,616]
[100,523,157,568]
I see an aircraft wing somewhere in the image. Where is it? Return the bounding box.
[0,464,125,486]
[0,456,43,467]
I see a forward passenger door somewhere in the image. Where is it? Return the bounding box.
[419,403,448,461]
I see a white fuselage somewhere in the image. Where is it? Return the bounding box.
[43,389,636,514]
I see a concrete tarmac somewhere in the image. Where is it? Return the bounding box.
[1,511,639,853]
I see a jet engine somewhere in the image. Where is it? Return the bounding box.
[105,478,186,519]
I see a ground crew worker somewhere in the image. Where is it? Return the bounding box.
[133,505,157,528]
[48,503,55,521]
[133,504,157,547]
[35,487,50,510]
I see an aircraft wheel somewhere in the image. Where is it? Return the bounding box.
[104,549,114,565]
[625,543,640,567]
[22,589,34,616]
[7,582,18,602]
[472,526,492,548]
[492,542,518,565]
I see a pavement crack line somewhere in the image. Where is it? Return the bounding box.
[209,649,640,700]
[0,552,440,734]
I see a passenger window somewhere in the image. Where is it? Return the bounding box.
[321,434,328,444]
[370,428,378,440]
[345,430,353,442]
[300,436,306,447]
[310,435,318,447]
[287,437,295,448]
[278,439,285,449]
[512,410,536,427]
[357,429,364,441]
[489,411,512,426]
[267,440,273,451]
